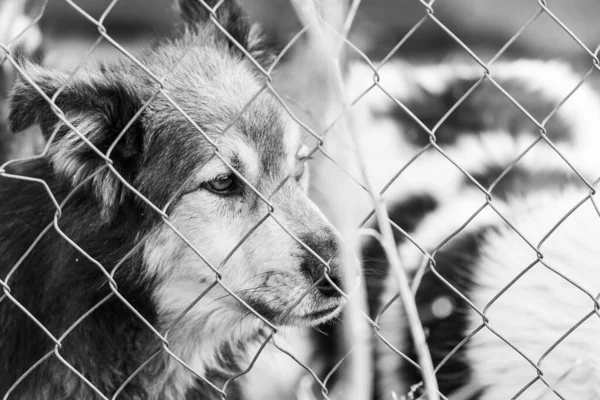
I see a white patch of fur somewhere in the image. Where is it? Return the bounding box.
[464,189,600,399]
[443,130,600,184]
[352,59,600,159]
[48,112,102,179]
[384,188,600,400]
[378,128,598,271]
[243,327,315,400]
[491,60,600,154]
[382,150,465,203]
[232,136,261,183]
[445,131,542,173]
[341,57,600,238]
[365,57,600,400]
[341,62,421,201]
[46,112,120,208]
[397,190,497,272]
[345,62,423,111]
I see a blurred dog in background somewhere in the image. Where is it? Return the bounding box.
[360,59,600,399]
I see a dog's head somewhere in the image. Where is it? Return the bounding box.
[7,0,343,341]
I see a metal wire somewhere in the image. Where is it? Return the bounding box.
[1,0,599,399]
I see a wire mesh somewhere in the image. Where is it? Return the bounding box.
[1,0,599,399]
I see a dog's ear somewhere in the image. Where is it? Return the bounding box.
[177,0,275,67]
[9,64,144,220]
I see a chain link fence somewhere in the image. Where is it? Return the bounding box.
[1,0,600,399]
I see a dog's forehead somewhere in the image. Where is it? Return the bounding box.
[210,108,300,183]
[139,45,298,170]
[234,98,299,172]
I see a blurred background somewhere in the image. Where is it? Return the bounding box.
[33,0,600,71]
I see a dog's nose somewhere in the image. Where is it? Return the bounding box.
[299,232,343,297]
[303,261,342,297]
[314,265,342,297]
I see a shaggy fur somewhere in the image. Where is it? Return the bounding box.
[360,59,600,399]
[0,1,344,399]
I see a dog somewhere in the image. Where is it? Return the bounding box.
[0,1,344,399]
[358,59,600,399]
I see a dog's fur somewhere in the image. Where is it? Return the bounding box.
[359,59,600,399]
[0,1,344,399]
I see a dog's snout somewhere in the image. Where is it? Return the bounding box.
[314,264,342,297]
[302,260,342,297]
[299,232,342,297]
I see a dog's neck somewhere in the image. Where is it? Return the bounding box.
[11,298,257,400]
[149,303,266,399]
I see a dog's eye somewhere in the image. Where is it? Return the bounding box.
[206,175,236,193]
[294,156,312,180]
